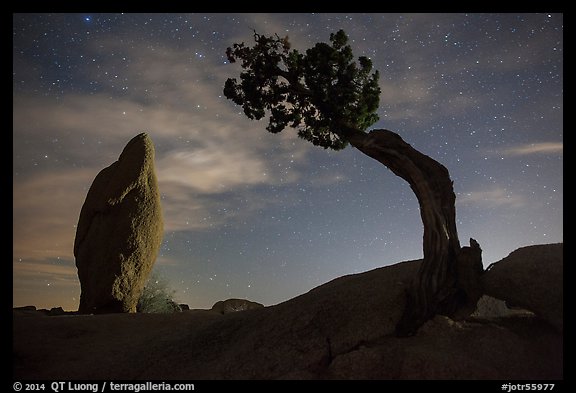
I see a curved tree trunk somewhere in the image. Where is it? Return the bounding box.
[339,126,483,336]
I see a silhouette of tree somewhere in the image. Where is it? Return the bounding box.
[224,30,380,150]
[223,29,483,336]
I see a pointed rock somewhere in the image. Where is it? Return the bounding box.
[74,133,163,314]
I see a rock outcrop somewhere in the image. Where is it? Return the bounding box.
[74,133,163,314]
[210,298,264,314]
[14,244,562,380]
[482,243,563,332]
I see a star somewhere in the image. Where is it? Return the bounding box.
[12,13,563,311]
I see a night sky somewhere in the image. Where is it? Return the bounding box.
[13,13,563,311]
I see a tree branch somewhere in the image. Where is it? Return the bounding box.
[275,67,314,97]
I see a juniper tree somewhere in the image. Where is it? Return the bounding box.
[223,30,483,336]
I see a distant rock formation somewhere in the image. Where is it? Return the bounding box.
[13,306,37,312]
[13,306,77,317]
[211,298,264,314]
[74,133,163,314]
[47,307,66,316]
[482,243,563,332]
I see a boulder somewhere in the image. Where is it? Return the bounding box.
[210,298,264,314]
[74,133,163,314]
[471,295,533,318]
[482,243,562,331]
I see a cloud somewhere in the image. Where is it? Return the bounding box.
[457,187,526,208]
[497,142,563,156]
[15,22,456,307]
[157,144,272,194]
[13,169,93,262]
[12,32,322,286]
[13,258,78,286]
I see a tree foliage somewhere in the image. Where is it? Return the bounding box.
[224,30,381,150]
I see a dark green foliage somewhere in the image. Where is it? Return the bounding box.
[224,30,381,150]
[137,272,181,313]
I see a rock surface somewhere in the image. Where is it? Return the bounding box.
[482,243,563,332]
[210,298,264,314]
[471,295,533,318]
[73,133,163,314]
[13,244,562,380]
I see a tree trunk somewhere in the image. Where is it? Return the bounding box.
[339,126,483,336]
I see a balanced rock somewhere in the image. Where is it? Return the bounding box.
[74,133,163,314]
[210,298,264,314]
[482,243,563,331]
